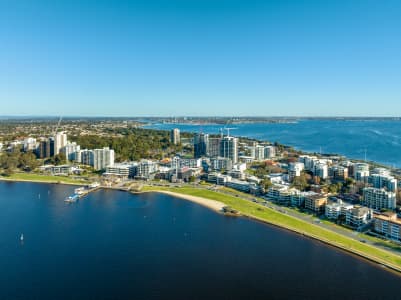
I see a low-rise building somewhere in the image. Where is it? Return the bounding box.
[329,165,349,181]
[228,169,245,180]
[40,164,79,175]
[325,200,353,220]
[105,163,138,179]
[304,194,327,214]
[346,206,372,229]
[136,160,159,179]
[373,211,401,242]
[226,179,257,193]
[239,156,254,163]
[173,157,202,169]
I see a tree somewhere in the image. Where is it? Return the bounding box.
[260,178,273,192]
[19,152,39,171]
[292,173,309,191]
[54,153,66,165]
[328,184,339,194]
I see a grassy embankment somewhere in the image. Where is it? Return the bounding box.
[142,185,401,272]
[0,173,88,185]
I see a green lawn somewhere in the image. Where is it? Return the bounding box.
[1,173,88,185]
[143,185,401,270]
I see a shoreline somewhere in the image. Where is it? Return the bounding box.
[131,190,226,212]
[157,190,226,212]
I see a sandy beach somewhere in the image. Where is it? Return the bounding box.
[158,190,226,212]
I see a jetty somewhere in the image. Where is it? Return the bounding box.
[65,182,100,203]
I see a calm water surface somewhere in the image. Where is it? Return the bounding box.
[1,181,401,299]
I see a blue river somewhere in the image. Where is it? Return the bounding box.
[1,181,401,299]
[145,119,401,167]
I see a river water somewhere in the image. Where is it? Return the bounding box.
[145,119,401,167]
[1,181,401,299]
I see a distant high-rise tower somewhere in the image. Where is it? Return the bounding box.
[208,138,221,158]
[220,136,238,164]
[36,138,51,159]
[170,128,180,145]
[54,131,67,155]
[194,133,209,158]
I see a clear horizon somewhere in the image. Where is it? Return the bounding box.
[1,1,400,116]
[0,114,401,120]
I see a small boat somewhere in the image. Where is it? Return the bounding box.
[20,234,24,241]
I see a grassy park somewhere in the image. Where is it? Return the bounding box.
[0,172,88,185]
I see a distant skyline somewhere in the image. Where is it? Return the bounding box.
[1,0,401,116]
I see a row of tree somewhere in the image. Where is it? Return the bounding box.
[0,151,40,175]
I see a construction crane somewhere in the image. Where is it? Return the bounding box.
[52,116,63,136]
[224,127,237,137]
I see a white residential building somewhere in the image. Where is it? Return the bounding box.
[288,162,304,181]
[353,163,370,182]
[325,201,353,220]
[93,147,115,170]
[369,168,397,192]
[61,142,80,162]
[136,160,159,179]
[170,128,180,145]
[23,137,37,152]
[346,206,372,229]
[210,157,233,171]
[363,187,396,210]
[314,163,328,179]
[54,132,67,155]
[264,146,276,158]
[175,157,202,169]
[105,163,138,179]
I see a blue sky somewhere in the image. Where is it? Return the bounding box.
[0,0,400,116]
